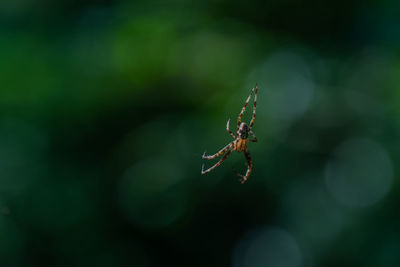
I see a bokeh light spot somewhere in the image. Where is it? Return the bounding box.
[233,226,301,267]
[324,138,393,207]
[281,179,349,253]
[249,51,314,134]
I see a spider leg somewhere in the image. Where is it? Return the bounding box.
[248,130,258,142]
[201,148,233,175]
[249,84,258,130]
[233,148,252,183]
[237,86,256,130]
[202,142,233,160]
[226,119,236,139]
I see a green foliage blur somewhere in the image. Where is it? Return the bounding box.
[1,0,400,266]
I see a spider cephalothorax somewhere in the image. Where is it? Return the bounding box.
[238,122,249,139]
[201,85,258,183]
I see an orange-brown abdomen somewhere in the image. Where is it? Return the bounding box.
[235,139,247,152]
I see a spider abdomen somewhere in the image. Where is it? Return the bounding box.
[235,139,247,152]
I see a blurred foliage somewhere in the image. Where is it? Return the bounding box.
[1,0,400,266]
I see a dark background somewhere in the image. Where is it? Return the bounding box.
[1,0,400,266]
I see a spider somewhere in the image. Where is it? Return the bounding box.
[201,84,258,183]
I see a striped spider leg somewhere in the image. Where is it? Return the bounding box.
[201,84,258,183]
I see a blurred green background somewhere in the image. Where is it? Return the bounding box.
[1,0,400,266]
